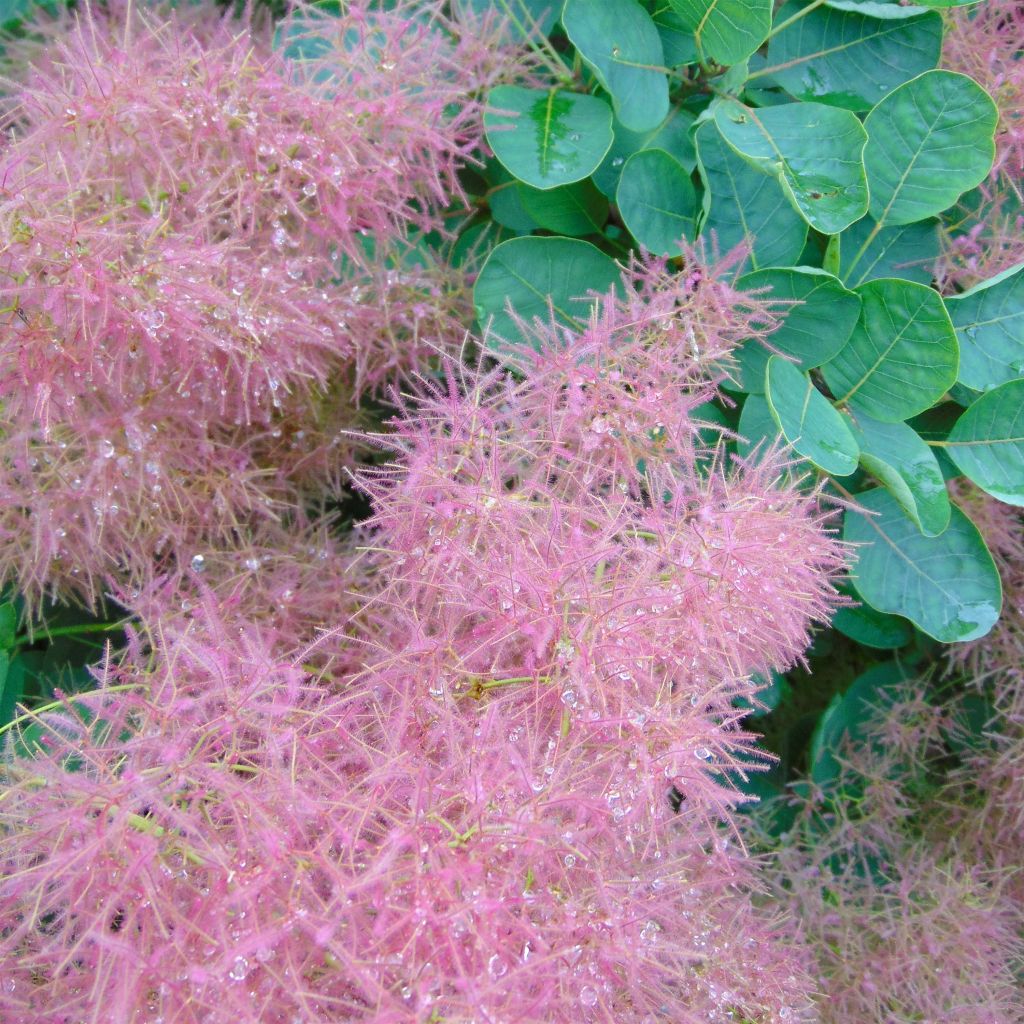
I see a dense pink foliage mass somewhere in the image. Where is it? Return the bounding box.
[0,239,847,1020]
[0,611,815,1024]
[0,0,506,609]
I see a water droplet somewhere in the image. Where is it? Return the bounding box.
[561,689,578,708]
[694,745,712,761]
[244,557,261,572]
[302,181,318,198]
[228,956,249,981]
[487,954,507,980]
[190,554,206,574]
[580,986,598,1007]
[555,638,576,663]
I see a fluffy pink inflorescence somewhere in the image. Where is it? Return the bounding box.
[767,827,1024,1023]
[941,482,1024,901]
[753,683,1024,1024]
[0,0,514,610]
[359,256,844,759]
[937,1,1024,289]
[0,608,814,1024]
[941,1,1024,188]
[0,252,845,1023]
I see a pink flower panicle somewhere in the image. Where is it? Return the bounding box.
[942,482,1024,901]
[941,0,1024,189]
[1,607,814,1024]
[0,0,516,611]
[2,0,491,426]
[937,1,1024,289]
[0,250,847,1022]
[754,685,1024,1024]
[361,253,842,730]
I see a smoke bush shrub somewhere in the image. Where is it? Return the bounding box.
[2,0,1024,1022]
[1,240,846,1021]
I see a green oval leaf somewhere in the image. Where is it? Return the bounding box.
[848,411,950,535]
[652,5,699,66]
[616,149,695,255]
[945,262,1024,392]
[694,121,808,273]
[766,356,860,475]
[821,278,958,422]
[667,0,772,65]
[473,237,621,347]
[592,107,696,197]
[945,379,1024,506]
[484,86,614,190]
[486,160,541,232]
[455,0,559,38]
[839,215,939,287]
[517,179,609,236]
[843,487,1001,643]
[713,99,869,234]
[736,393,782,460]
[863,70,997,227]
[562,0,670,133]
[732,267,861,392]
[831,599,913,649]
[810,661,913,790]
[763,2,942,112]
